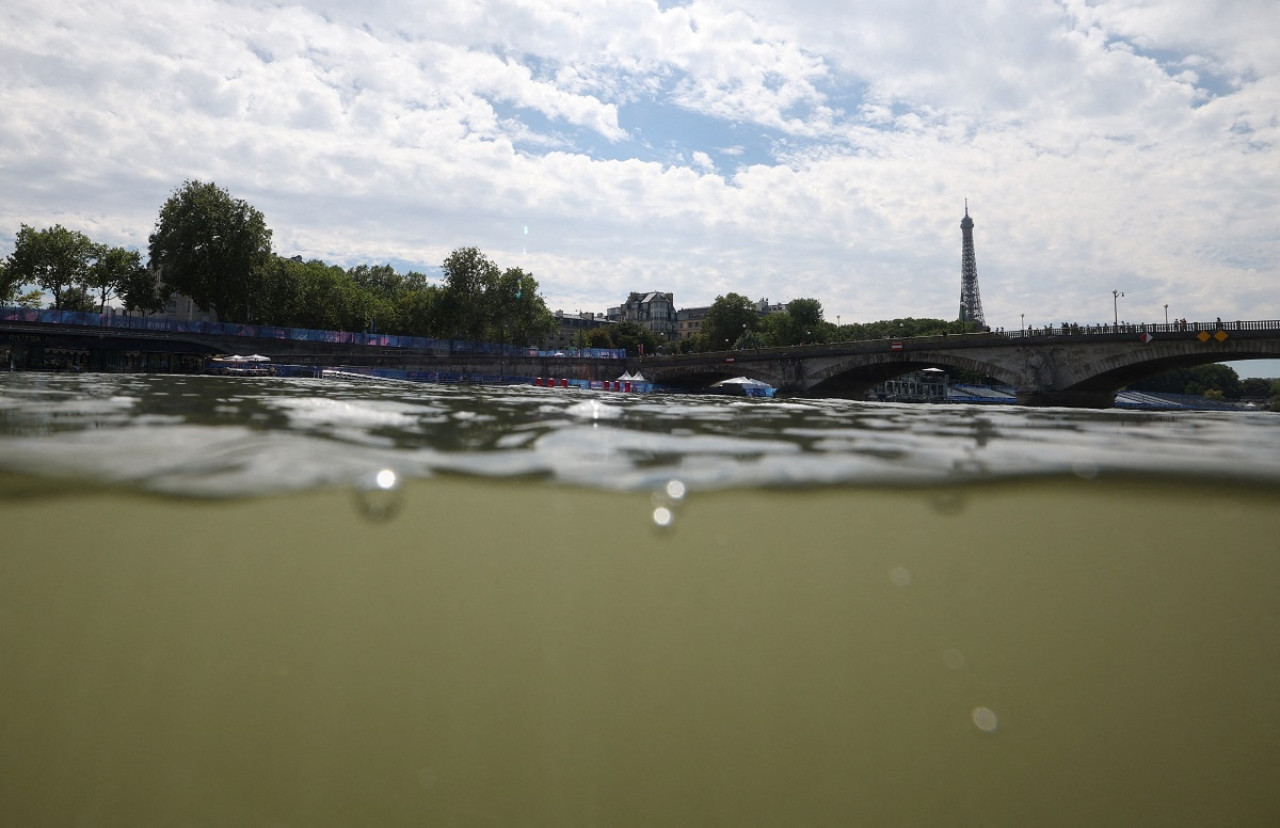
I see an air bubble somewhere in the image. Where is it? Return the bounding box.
[650,479,687,530]
[972,706,999,733]
[652,506,675,529]
[1072,460,1099,479]
[928,489,967,515]
[355,468,404,521]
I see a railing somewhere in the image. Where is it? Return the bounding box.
[1003,320,1280,338]
[0,306,624,360]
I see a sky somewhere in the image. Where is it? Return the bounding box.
[2,1,1278,372]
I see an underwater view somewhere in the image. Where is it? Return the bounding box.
[2,373,1278,825]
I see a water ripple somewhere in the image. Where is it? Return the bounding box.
[1,373,1277,498]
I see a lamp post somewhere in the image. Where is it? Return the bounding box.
[1113,289,1124,327]
[1164,304,1169,325]
[1020,313,1024,334]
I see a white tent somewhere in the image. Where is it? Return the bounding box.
[710,376,774,396]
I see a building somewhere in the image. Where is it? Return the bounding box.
[675,306,710,341]
[608,291,677,340]
[543,311,612,351]
[674,297,784,342]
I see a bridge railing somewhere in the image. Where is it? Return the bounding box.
[1002,320,1280,338]
[0,305,624,360]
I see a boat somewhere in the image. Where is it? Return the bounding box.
[206,354,272,376]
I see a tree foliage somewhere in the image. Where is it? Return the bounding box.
[148,180,273,323]
[439,247,500,340]
[700,293,759,351]
[1127,363,1243,398]
[88,246,155,314]
[833,317,980,341]
[5,224,97,308]
[2,187,556,350]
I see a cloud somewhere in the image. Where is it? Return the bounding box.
[0,0,1275,333]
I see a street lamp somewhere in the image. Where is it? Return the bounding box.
[1164,303,1169,325]
[1020,313,1024,334]
[1113,290,1124,327]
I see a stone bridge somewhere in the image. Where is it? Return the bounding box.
[635,320,1280,407]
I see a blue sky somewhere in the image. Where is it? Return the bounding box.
[2,0,1278,373]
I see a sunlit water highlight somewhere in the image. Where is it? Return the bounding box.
[2,373,1277,825]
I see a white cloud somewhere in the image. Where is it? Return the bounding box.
[0,0,1276,331]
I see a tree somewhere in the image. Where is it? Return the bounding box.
[439,247,500,340]
[87,245,153,314]
[58,284,96,313]
[118,259,166,316]
[610,320,662,356]
[148,180,273,323]
[582,327,616,350]
[1129,363,1242,398]
[788,298,824,332]
[0,258,13,304]
[1241,377,1275,399]
[490,267,556,345]
[701,293,759,351]
[5,224,96,309]
[399,284,445,338]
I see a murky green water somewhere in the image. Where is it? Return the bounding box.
[2,374,1277,825]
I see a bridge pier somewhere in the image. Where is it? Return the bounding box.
[1016,389,1117,409]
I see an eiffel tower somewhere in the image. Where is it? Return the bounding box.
[958,200,985,326]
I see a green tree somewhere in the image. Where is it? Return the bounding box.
[399,284,445,338]
[5,224,96,309]
[87,245,152,314]
[1241,377,1275,399]
[118,258,166,316]
[291,260,365,331]
[439,247,500,341]
[701,293,758,351]
[255,256,306,326]
[610,320,662,357]
[579,327,616,350]
[57,284,97,313]
[0,258,13,304]
[787,298,825,343]
[148,180,273,323]
[490,267,556,345]
[1130,363,1242,398]
[736,329,771,349]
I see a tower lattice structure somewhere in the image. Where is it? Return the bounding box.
[958,200,985,326]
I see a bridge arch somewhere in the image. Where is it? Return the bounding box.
[1060,341,1280,397]
[642,362,782,390]
[803,351,1021,397]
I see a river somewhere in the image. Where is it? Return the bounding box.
[2,373,1277,825]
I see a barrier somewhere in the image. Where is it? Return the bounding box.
[0,306,626,359]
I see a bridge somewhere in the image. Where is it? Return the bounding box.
[639,320,1280,406]
[3,315,1279,407]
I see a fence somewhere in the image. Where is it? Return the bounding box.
[0,306,624,360]
[1004,319,1280,338]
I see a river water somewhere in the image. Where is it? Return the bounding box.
[2,373,1278,825]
